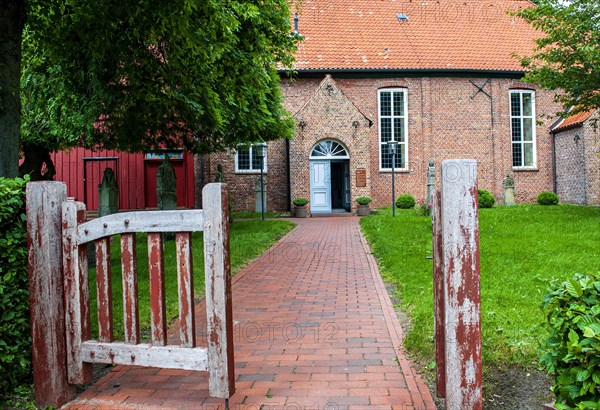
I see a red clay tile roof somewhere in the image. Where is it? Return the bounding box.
[292,0,538,72]
[552,110,595,132]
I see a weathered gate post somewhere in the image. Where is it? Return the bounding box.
[440,159,482,410]
[203,183,235,398]
[26,181,76,407]
[432,189,445,398]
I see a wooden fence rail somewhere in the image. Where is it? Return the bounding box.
[28,182,235,408]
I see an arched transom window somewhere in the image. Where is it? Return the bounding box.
[309,140,349,159]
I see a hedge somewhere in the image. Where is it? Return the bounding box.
[0,177,31,397]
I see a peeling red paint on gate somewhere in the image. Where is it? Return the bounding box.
[95,238,114,342]
[148,232,167,345]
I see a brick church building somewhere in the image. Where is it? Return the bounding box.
[52,0,599,212]
[201,0,598,213]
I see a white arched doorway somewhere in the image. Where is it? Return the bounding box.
[309,140,350,213]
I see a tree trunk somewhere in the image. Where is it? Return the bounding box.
[19,143,56,181]
[0,0,26,178]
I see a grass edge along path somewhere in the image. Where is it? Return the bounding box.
[89,219,296,339]
[360,205,600,371]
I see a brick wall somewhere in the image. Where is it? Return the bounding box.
[198,139,289,212]
[555,115,600,205]
[585,117,600,205]
[201,74,564,212]
[555,127,587,204]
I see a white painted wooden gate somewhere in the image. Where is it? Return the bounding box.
[61,183,234,399]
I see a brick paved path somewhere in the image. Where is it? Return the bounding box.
[64,217,435,410]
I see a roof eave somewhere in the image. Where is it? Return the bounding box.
[279,67,528,78]
[551,122,585,134]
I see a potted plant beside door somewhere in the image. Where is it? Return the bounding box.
[356,196,372,216]
[292,198,309,218]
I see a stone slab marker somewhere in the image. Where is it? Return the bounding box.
[97,167,119,217]
[255,177,267,213]
[26,181,76,407]
[440,159,483,410]
[157,157,177,211]
[427,158,436,207]
[503,173,515,206]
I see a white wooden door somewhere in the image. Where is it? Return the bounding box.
[310,160,331,213]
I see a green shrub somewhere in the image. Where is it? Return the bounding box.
[356,196,372,205]
[292,197,309,206]
[478,189,495,209]
[540,273,600,410]
[395,194,415,209]
[538,191,559,205]
[0,177,31,397]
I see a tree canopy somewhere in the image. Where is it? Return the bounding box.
[1,0,300,178]
[515,0,600,115]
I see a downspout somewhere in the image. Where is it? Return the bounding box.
[286,139,292,212]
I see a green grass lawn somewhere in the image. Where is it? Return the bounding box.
[360,204,600,369]
[89,219,295,339]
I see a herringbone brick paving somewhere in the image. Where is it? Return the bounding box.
[63,217,435,410]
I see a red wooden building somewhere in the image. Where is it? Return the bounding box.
[51,148,195,211]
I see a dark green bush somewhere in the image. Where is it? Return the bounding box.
[478,189,495,209]
[538,191,559,205]
[395,194,415,209]
[356,196,372,205]
[0,177,31,397]
[292,197,309,206]
[540,273,600,410]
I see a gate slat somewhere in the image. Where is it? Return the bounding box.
[176,232,195,347]
[62,200,93,385]
[95,238,113,342]
[121,233,140,344]
[148,233,167,345]
[81,341,208,371]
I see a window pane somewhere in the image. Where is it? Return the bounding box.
[524,143,534,167]
[393,92,404,116]
[396,144,406,168]
[512,142,522,167]
[237,147,250,170]
[511,93,521,117]
[394,118,404,142]
[251,152,262,170]
[380,118,392,142]
[380,144,392,169]
[380,92,391,116]
[523,118,533,141]
[523,93,533,116]
[511,118,522,141]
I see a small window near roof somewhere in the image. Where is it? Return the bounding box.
[510,90,536,169]
[235,143,267,173]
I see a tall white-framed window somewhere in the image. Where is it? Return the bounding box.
[378,88,408,171]
[235,143,267,173]
[510,90,536,168]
